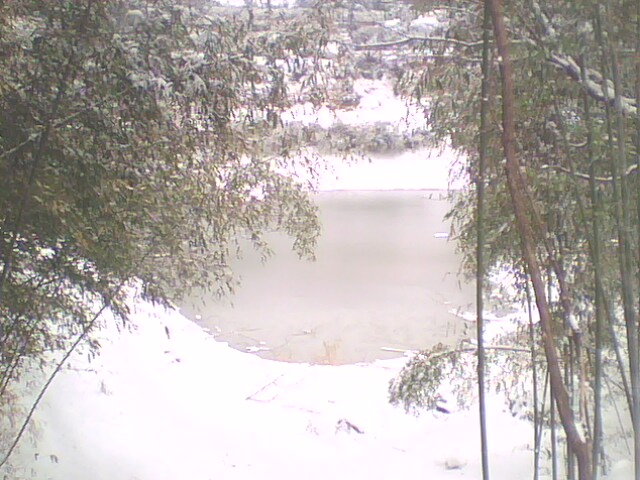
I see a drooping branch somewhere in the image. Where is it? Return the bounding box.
[476,4,492,478]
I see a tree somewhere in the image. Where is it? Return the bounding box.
[486,0,591,477]
[378,0,639,477]
[0,0,334,461]
[475,2,492,478]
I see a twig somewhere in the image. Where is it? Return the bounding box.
[0,302,111,469]
[245,374,284,401]
[0,241,156,469]
[415,345,532,362]
[604,374,632,455]
[541,163,639,183]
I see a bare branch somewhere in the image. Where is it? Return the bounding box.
[354,37,415,51]
[354,35,484,51]
[541,163,639,182]
[414,345,533,360]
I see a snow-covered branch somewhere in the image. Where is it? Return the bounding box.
[414,345,532,360]
[354,35,484,51]
[353,37,415,51]
[530,0,638,117]
[548,53,638,117]
[541,163,639,182]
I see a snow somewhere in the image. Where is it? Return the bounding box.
[6,301,537,480]
[411,14,440,29]
[292,78,465,191]
[284,79,427,131]
[316,147,461,191]
[283,78,466,192]
[7,299,631,479]
[382,18,401,28]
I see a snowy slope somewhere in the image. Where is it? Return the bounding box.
[6,301,537,480]
[4,299,634,480]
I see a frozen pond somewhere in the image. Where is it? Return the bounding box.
[179,189,474,364]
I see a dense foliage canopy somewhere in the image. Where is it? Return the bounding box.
[0,0,337,405]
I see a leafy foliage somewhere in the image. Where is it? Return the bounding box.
[389,342,468,415]
[389,326,546,420]
[0,0,339,413]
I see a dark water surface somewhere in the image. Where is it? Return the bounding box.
[179,190,474,364]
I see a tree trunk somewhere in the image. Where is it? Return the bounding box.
[526,281,540,480]
[595,5,640,478]
[581,51,605,478]
[551,381,559,480]
[485,1,593,479]
[476,2,492,479]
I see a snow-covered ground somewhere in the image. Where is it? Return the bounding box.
[4,298,634,480]
[317,147,463,191]
[285,79,427,131]
[3,302,534,480]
